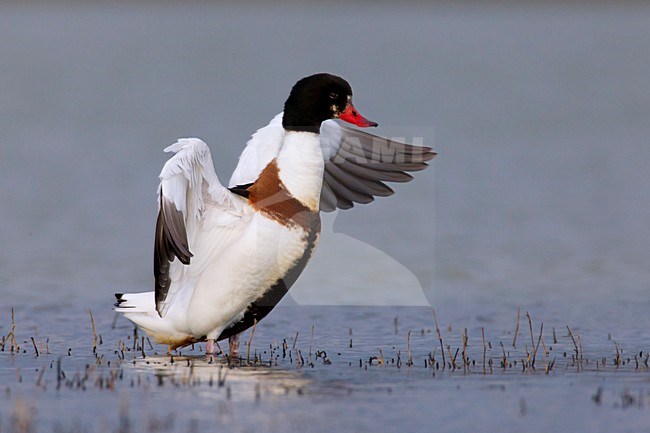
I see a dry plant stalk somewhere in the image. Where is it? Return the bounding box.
[30,337,39,357]
[578,335,584,368]
[407,330,413,366]
[432,309,446,369]
[481,327,487,374]
[526,312,535,352]
[309,323,314,358]
[615,341,622,366]
[462,328,469,371]
[11,307,17,351]
[89,308,98,354]
[545,357,556,374]
[2,307,18,352]
[512,305,520,348]
[540,330,549,356]
[500,341,507,369]
[532,322,544,367]
[447,344,457,370]
[246,319,258,364]
[566,325,580,371]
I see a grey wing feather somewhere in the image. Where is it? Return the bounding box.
[154,196,193,312]
[319,181,338,213]
[320,122,436,212]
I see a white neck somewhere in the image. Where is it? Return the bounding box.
[276,131,324,212]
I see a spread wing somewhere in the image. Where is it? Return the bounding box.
[227,113,436,212]
[228,113,284,188]
[319,120,436,211]
[155,138,244,317]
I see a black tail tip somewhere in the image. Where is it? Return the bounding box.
[114,293,127,307]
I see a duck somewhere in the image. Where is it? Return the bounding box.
[114,73,436,355]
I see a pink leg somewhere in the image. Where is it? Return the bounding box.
[229,334,240,357]
[205,339,218,354]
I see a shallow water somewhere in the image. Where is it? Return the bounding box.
[2,2,650,432]
[3,306,650,432]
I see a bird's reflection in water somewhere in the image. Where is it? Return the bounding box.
[128,354,310,402]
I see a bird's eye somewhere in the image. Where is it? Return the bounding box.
[329,92,338,100]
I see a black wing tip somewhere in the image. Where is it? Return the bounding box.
[229,183,253,199]
[160,197,193,262]
[178,252,192,266]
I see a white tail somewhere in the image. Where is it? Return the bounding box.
[114,292,156,313]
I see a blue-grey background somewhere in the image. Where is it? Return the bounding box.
[1,2,650,432]
[3,3,648,309]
